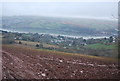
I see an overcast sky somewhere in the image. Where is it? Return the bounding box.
[0,0,119,2]
[1,2,118,19]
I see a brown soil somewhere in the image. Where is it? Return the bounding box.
[2,45,119,79]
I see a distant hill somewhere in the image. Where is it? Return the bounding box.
[1,16,118,36]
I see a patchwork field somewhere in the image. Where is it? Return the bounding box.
[2,45,119,79]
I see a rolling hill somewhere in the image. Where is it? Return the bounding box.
[1,16,118,36]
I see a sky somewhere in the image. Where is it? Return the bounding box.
[0,1,118,19]
[0,0,119,2]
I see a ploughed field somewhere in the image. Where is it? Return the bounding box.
[2,45,119,79]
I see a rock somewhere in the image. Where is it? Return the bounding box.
[59,60,63,63]
[41,73,46,77]
[80,71,83,73]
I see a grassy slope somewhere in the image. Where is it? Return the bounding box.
[2,16,117,31]
[85,43,117,49]
[15,40,59,48]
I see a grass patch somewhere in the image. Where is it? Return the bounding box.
[85,43,117,50]
[15,40,58,48]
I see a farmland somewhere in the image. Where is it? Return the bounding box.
[1,16,119,79]
[85,43,117,49]
[1,17,119,79]
[15,40,59,49]
[1,16,118,36]
[1,2,119,80]
[2,44,118,79]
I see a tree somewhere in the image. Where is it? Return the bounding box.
[18,41,22,44]
[36,44,39,47]
[109,36,113,43]
[36,44,43,48]
[104,37,107,40]
[83,39,86,43]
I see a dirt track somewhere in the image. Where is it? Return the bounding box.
[2,45,119,79]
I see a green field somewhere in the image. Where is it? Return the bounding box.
[85,43,117,50]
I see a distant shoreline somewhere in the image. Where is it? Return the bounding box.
[0,28,111,39]
[1,16,118,21]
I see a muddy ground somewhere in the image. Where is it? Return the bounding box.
[1,45,119,79]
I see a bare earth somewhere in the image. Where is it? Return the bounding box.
[2,45,119,79]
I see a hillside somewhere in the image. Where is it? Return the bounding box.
[2,45,118,79]
[1,16,118,36]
